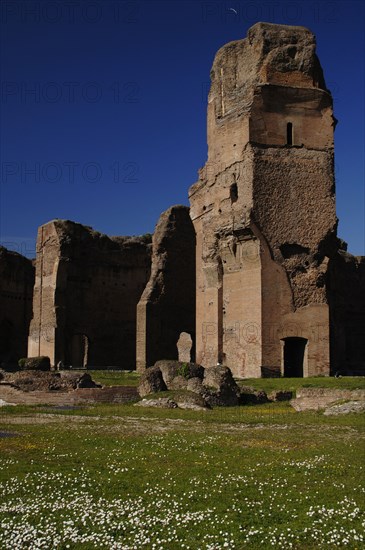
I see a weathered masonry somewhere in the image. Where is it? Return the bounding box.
[328,252,365,376]
[28,220,151,369]
[189,22,344,378]
[136,205,196,371]
[0,247,34,367]
[13,22,365,377]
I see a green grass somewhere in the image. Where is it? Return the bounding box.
[84,369,364,395]
[84,369,140,387]
[86,370,365,394]
[0,401,364,549]
[237,376,365,395]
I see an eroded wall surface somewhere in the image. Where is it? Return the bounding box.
[189,22,338,377]
[28,220,151,368]
[0,247,34,366]
[328,252,365,375]
[136,205,196,371]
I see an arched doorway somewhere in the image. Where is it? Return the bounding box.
[71,334,89,368]
[282,337,307,377]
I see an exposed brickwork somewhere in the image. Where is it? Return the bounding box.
[3,22,364,379]
[291,388,365,411]
[0,383,138,406]
[28,220,151,369]
[189,23,340,378]
[0,247,34,367]
[136,206,195,371]
[328,252,365,375]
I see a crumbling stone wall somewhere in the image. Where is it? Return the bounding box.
[189,22,338,378]
[13,22,364,379]
[0,246,34,367]
[328,252,365,375]
[136,206,196,371]
[28,220,151,369]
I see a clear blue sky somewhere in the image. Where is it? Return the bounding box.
[0,0,364,258]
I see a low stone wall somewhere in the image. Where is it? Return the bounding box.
[0,383,138,406]
[291,388,365,411]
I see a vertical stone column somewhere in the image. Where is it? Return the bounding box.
[136,206,195,371]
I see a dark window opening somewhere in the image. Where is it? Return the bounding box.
[287,122,293,146]
[283,337,307,377]
[230,182,238,203]
[279,242,309,259]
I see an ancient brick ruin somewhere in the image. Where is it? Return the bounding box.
[136,205,195,371]
[28,220,151,369]
[1,22,364,377]
[328,252,365,375]
[189,22,363,378]
[0,247,34,367]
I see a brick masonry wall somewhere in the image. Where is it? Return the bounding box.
[0,383,138,406]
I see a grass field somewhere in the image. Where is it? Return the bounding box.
[87,370,140,387]
[0,397,364,549]
[88,369,365,394]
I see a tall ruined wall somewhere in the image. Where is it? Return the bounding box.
[189,22,336,377]
[136,206,196,371]
[328,252,365,375]
[28,220,151,368]
[0,247,34,367]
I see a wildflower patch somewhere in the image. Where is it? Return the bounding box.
[0,404,364,549]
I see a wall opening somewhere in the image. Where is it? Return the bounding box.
[282,337,307,377]
[230,182,238,203]
[279,242,310,259]
[71,334,89,368]
[286,122,293,146]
